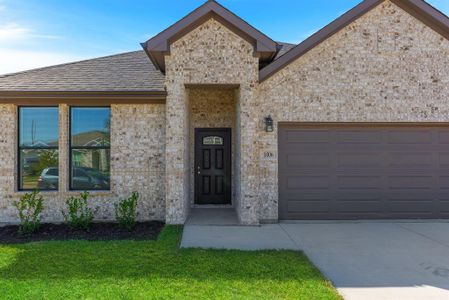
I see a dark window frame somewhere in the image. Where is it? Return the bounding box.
[17,106,59,192]
[69,106,111,191]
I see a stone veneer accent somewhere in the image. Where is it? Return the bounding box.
[188,88,236,205]
[257,1,449,221]
[164,18,260,224]
[0,104,165,223]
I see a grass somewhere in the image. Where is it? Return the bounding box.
[21,175,39,190]
[0,226,341,300]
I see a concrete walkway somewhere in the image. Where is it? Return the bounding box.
[181,224,299,250]
[181,221,449,300]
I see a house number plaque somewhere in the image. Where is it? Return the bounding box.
[264,152,274,158]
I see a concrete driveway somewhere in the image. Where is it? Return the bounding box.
[281,222,449,300]
[182,221,449,299]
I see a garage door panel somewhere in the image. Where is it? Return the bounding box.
[287,176,330,190]
[439,177,449,189]
[388,152,433,168]
[387,176,434,190]
[285,130,330,143]
[337,176,382,190]
[336,199,382,214]
[286,198,331,214]
[438,132,449,143]
[337,131,383,144]
[438,153,449,166]
[437,199,449,214]
[286,153,330,167]
[337,152,383,168]
[279,124,449,220]
[387,130,433,144]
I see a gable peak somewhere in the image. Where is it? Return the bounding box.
[141,0,278,73]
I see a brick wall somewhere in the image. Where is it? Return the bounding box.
[0,104,166,223]
[257,1,449,221]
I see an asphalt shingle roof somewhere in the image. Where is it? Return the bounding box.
[274,42,296,60]
[0,42,296,93]
[0,50,165,92]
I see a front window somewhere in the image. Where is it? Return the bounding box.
[70,107,111,190]
[18,107,59,191]
[203,136,224,145]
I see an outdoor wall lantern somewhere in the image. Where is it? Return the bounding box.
[264,115,274,133]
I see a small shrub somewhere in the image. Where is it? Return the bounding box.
[14,190,44,235]
[62,191,94,230]
[115,192,139,230]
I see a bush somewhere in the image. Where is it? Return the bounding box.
[115,192,139,230]
[14,190,44,235]
[62,191,94,230]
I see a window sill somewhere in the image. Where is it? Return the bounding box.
[66,190,113,197]
[13,190,113,197]
[14,190,59,196]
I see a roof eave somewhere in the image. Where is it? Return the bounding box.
[0,90,167,105]
[391,0,449,40]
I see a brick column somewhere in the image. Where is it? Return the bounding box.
[59,104,69,192]
[235,84,260,225]
[165,84,190,224]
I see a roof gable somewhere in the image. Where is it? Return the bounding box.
[260,0,449,82]
[141,0,278,73]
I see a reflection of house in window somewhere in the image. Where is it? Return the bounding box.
[21,139,59,176]
[18,107,59,190]
[71,130,110,174]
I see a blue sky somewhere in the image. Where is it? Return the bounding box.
[0,0,448,75]
[19,107,110,145]
[19,107,58,145]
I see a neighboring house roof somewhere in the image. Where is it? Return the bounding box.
[141,0,278,73]
[259,0,449,81]
[72,131,109,147]
[0,50,164,92]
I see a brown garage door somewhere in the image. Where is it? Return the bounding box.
[279,124,449,220]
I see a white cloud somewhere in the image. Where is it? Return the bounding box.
[0,22,61,42]
[0,48,88,75]
[0,23,30,41]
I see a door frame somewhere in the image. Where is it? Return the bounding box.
[194,128,232,205]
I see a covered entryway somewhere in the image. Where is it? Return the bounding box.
[279,123,449,220]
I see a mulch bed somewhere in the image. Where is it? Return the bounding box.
[0,221,165,244]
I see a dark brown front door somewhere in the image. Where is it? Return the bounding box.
[195,128,231,205]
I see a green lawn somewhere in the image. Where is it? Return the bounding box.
[0,226,341,300]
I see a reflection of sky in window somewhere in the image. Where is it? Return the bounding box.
[71,108,110,135]
[20,108,59,146]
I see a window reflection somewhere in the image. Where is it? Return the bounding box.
[18,107,59,190]
[70,107,111,190]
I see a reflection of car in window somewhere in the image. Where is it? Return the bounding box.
[37,167,109,190]
[37,167,58,190]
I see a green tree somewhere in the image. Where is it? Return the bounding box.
[31,150,58,176]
